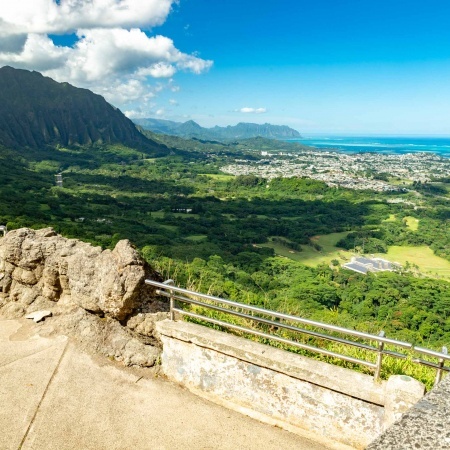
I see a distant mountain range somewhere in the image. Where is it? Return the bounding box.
[0,66,166,154]
[0,66,300,154]
[134,118,301,141]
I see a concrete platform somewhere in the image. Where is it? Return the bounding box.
[0,317,330,450]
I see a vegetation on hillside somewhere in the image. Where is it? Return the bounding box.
[0,66,166,153]
[2,66,449,387]
[2,139,450,362]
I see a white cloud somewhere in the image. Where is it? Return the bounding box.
[238,107,267,114]
[124,109,144,119]
[137,63,176,79]
[0,0,212,111]
[0,34,70,71]
[169,99,178,105]
[0,0,174,36]
[97,78,155,105]
[43,29,211,83]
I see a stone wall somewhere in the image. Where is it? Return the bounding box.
[157,320,425,450]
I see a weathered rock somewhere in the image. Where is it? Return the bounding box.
[1,302,25,318]
[127,312,171,340]
[39,307,160,367]
[0,227,162,320]
[0,227,167,368]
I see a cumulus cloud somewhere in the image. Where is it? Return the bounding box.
[238,107,267,114]
[0,0,174,36]
[43,29,211,83]
[137,63,176,79]
[0,0,212,112]
[0,34,70,71]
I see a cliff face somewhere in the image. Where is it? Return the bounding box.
[0,66,166,153]
[0,228,168,366]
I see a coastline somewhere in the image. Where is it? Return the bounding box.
[285,136,450,158]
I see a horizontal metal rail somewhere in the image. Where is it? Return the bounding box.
[148,280,411,347]
[146,279,449,386]
[176,308,376,369]
[157,290,407,359]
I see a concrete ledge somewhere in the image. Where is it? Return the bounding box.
[157,320,425,449]
[158,319,385,404]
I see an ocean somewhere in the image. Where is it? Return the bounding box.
[288,136,450,157]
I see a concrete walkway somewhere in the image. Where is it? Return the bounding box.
[0,317,330,450]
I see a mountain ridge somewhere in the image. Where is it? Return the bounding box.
[0,66,167,154]
[134,117,301,141]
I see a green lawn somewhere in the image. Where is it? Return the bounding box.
[383,214,397,222]
[404,216,419,231]
[263,233,450,278]
[261,232,353,267]
[203,173,235,181]
[381,214,419,231]
[185,234,208,242]
[374,246,450,280]
[159,224,178,232]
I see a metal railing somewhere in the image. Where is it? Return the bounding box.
[146,279,450,386]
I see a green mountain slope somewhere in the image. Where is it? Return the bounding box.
[0,66,167,154]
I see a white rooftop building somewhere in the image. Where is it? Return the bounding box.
[343,256,400,275]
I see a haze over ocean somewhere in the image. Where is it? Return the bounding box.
[290,136,450,157]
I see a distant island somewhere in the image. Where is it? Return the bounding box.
[133,117,301,141]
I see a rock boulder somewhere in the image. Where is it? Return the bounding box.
[0,227,161,320]
[0,228,168,367]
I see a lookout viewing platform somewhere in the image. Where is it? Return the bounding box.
[1,228,449,449]
[0,316,328,450]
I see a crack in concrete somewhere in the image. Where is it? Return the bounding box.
[18,340,69,450]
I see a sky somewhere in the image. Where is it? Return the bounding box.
[1,0,450,135]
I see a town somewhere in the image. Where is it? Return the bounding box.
[222,149,450,191]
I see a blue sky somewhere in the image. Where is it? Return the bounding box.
[1,0,450,134]
[153,0,450,134]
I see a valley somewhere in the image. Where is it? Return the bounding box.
[1,67,450,388]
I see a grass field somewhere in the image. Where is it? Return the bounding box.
[383,214,397,222]
[261,232,353,267]
[202,173,235,181]
[185,234,208,242]
[159,224,178,232]
[404,216,419,231]
[382,214,419,230]
[374,246,450,280]
[261,232,450,278]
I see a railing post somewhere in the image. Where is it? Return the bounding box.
[374,331,385,382]
[163,279,176,321]
[434,346,448,386]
